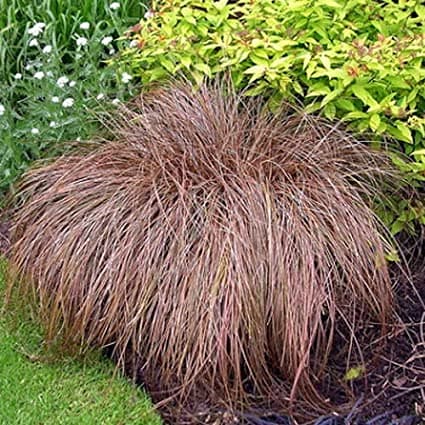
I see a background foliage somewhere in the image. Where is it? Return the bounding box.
[0,0,145,198]
[118,0,425,234]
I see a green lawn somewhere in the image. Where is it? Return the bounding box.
[0,259,161,425]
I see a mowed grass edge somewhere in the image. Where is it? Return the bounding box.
[0,258,162,425]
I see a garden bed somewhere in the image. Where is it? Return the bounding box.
[4,215,422,424]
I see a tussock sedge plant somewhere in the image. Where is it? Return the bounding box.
[9,82,397,423]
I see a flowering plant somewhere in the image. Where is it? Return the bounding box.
[0,0,148,197]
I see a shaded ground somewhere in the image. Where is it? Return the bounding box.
[357,234,425,421]
[354,263,425,422]
[2,214,424,424]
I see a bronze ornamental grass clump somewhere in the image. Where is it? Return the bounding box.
[8,82,397,423]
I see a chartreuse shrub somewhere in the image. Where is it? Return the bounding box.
[116,0,425,234]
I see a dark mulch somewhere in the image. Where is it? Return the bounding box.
[2,209,423,424]
[355,234,425,422]
[355,269,425,422]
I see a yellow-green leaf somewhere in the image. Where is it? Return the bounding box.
[391,220,405,235]
[318,0,342,8]
[392,122,413,144]
[306,85,330,97]
[320,89,343,107]
[385,249,400,262]
[214,0,228,11]
[369,114,381,132]
[194,62,212,77]
[292,81,304,95]
[180,55,192,68]
[323,103,336,119]
[250,53,269,66]
[411,149,425,156]
[351,85,379,108]
[344,365,365,381]
[159,57,175,73]
[244,64,266,74]
[305,102,322,113]
[302,52,312,70]
[335,98,355,111]
[342,111,369,121]
[270,57,292,69]
[320,55,331,71]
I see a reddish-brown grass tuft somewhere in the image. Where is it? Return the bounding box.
[8,82,397,422]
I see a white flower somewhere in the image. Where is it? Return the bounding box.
[112,98,120,105]
[96,93,105,100]
[28,22,45,37]
[144,10,155,19]
[14,73,22,80]
[31,128,40,134]
[29,39,39,47]
[42,45,52,54]
[129,39,138,48]
[46,71,53,77]
[121,72,132,83]
[76,137,81,141]
[76,36,88,47]
[49,121,57,127]
[109,48,116,55]
[51,96,60,103]
[34,71,45,80]
[101,36,113,46]
[0,104,5,115]
[25,64,32,71]
[69,80,76,87]
[79,22,90,30]
[110,2,120,10]
[62,97,74,108]
[57,76,69,87]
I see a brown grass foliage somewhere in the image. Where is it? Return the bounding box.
[8,82,397,422]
